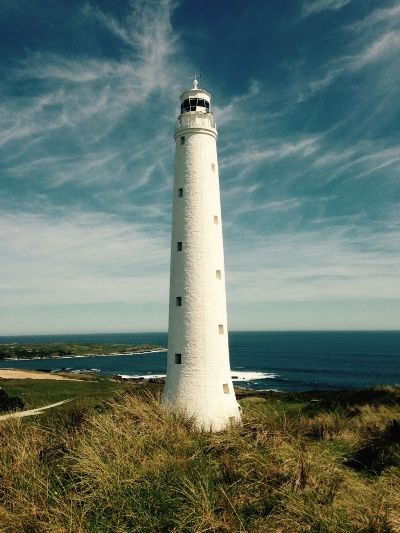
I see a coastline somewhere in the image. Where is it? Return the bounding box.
[3,348,167,362]
[1,332,399,392]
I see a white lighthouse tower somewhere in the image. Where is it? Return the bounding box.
[163,77,241,431]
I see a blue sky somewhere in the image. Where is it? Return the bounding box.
[1,0,399,334]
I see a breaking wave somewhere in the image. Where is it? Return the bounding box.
[231,371,279,381]
[116,371,278,381]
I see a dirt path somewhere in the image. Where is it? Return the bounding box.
[0,399,72,421]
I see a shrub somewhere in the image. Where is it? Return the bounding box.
[0,387,25,413]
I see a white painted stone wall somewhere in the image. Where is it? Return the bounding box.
[163,87,241,431]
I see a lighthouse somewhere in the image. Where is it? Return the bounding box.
[163,77,241,431]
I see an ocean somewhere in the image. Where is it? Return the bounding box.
[0,331,399,392]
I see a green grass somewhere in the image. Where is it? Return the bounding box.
[0,384,399,532]
[0,378,134,410]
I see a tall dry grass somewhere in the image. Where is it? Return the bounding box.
[0,387,399,532]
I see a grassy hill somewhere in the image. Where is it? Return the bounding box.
[0,382,399,532]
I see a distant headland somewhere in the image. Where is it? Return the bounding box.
[0,343,166,360]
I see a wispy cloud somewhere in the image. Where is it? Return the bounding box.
[0,211,169,307]
[0,0,185,232]
[348,2,400,31]
[294,3,400,102]
[312,147,358,168]
[231,198,301,216]
[1,1,399,333]
[226,225,400,303]
[82,0,178,92]
[352,30,400,67]
[302,0,353,17]
[213,81,261,126]
[1,0,182,153]
[314,144,400,183]
[220,136,320,169]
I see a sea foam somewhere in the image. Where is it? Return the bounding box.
[116,371,278,381]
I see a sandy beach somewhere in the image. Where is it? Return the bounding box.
[0,369,74,380]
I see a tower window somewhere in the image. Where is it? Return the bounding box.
[211,163,216,172]
[216,270,221,279]
[219,324,224,334]
[177,241,182,251]
[175,353,182,364]
[176,297,182,306]
[214,215,219,225]
[223,383,229,394]
[178,188,183,197]
[180,136,185,145]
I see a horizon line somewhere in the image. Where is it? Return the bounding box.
[1,329,400,338]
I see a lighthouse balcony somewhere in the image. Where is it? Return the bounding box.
[175,113,216,133]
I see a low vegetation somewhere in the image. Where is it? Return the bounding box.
[0,384,399,532]
[0,378,134,410]
[0,343,164,360]
[0,387,25,413]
